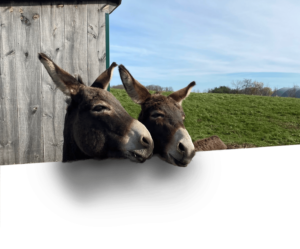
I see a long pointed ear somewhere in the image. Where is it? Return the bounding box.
[75,74,85,85]
[118,65,151,104]
[168,81,196,105]
[38,53,82,96]
[91,62,118,90]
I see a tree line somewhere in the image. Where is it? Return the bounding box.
[203,79,299,98]
[205,79,274,96]
[112,84,174,92]
[111,79,299,98]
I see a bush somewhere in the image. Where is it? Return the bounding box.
[111,84,173,92]
[111,84,125,90]
[208,86,232,94]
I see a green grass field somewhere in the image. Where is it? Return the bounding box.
[111,89,300,148]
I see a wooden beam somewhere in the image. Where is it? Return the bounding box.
[14,3,44,163]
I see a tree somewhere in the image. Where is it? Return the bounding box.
[250,81,264,95]
[287,85,299,98]
[261,87,273,96]
[272,87,279,96]
[111,84,125,89]
[145,85,163,92]
[242,79,253,95]
[168,87,174,92]
[231,80,243,94]
[209,86,232,94]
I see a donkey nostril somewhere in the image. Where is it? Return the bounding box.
[141,136,150,147]
[178,142,185,153]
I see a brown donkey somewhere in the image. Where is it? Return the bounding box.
[39,54,154,163]
[118,65,195,167]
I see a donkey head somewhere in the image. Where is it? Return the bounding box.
[39,54,153,163]
[118,65,195,167]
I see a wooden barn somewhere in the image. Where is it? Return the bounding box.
[0,0,122,165]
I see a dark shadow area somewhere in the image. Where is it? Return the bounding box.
[2,152,222,227]
[1,147,299,230]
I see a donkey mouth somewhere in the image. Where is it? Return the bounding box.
[169,154,188,167]
[127,150,150,163]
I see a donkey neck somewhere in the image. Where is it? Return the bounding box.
[62,105,91,162]
[62,133,91,162]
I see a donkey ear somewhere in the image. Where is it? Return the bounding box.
[168,81,196,105]
[118,65,151,104]
[91,62,118,90]
[38,53,82,96]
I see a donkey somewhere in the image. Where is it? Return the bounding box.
[118,65,196,167]
[38,53,154,163]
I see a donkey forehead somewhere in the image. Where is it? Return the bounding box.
[82,87,123,107]
[144,94,183,113]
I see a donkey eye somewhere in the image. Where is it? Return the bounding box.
[92,105,109,112]
[151,113,165,118]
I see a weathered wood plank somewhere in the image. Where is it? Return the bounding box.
[15,4,44,164]
[0,6,20,165]
[0,166,2,228]
[0,6,5,165]
[87,3,106,85]
[40,4,66,162]
[64,4,88,84]
[0,2,114,165]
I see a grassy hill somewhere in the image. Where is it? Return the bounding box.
[111,89,300,148]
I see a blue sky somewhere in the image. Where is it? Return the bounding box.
[109,0,300,91]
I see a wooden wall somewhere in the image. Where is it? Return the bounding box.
[0,3,112,165]
[0,166,1,228]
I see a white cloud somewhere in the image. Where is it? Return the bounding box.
[109,0,300,89]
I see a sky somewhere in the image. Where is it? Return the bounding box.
[108,0,300,92]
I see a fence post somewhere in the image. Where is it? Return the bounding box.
[105,13,110,92]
